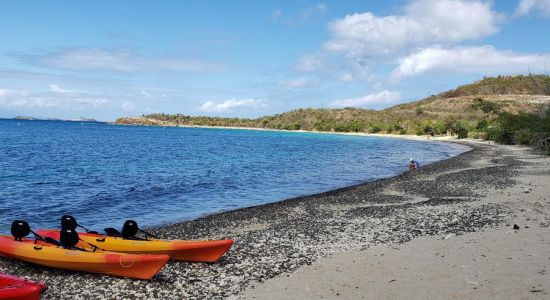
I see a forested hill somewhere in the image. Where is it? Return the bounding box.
[116,75,550,147]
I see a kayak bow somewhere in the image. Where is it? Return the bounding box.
[0,273,46,300]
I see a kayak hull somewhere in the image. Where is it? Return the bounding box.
[0,236,169,280]
[0,273,46,300]
[37,229,233,262]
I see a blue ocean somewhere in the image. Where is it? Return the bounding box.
[0,119,468,231]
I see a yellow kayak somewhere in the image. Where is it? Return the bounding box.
[37,229,234,262]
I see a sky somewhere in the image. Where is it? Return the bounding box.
[1,0,550,121]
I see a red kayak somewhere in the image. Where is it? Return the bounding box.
[0,273,47,300]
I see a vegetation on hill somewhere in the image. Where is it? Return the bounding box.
[439,75,550,98]
[116,75,550,152]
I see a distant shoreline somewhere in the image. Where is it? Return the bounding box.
[114,121,465,143]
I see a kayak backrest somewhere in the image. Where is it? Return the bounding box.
[122,220,138,238]
[61,215,78,231]
[60,229,79,248]
[11,220,30,241]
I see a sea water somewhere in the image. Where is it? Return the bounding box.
[0,119,468,231]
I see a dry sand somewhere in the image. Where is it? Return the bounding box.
[241,142,550,300]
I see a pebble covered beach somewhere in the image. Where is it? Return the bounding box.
[1,140,544,299]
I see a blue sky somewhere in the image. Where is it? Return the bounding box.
[1,0,549,121]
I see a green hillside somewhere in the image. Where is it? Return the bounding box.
[116,75,550,151]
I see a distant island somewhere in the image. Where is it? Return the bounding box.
[116,75,550,153]
[12,116,99,122]
[13,116,39,120]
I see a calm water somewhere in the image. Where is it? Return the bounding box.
[0,119,468,231]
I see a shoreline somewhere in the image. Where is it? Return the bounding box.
[242,141,550,299]
[149,139,472,230]
[1,140,547,299]
[113,121,464,143]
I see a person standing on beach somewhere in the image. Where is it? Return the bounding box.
[408,158,419,171]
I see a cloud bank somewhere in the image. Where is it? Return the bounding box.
[392,45,550,78]
[325,0,500,57]
[330,90,401,108]
[516,0,550,17]
[12,48,224,73]
[198,98,265,113]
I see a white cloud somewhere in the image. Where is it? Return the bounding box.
[0,88,29,98]
[50,84,67,93]
[198,98,265,112]
[50,84,88,94]
[277,78,309,88]
[392,45,550,79]
[0,86,109,109]
[516,0,550,17]
[17,48,224,73]
[140,90,152,97]
[330,90,401,108]
[296,54,324,72]
[325,0,500,57]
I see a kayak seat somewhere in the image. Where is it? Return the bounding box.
[11,219,64,247]
[60,229,79,249]
[61,215,78,230]
[11,220,31,241]
[122,220,139,239]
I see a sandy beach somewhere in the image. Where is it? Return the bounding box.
[242,141,550,299]
[1,139,548,299]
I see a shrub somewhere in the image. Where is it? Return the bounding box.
[434,120,448,135]
[514,130,532,145]
[470,98,502,114]
[422,125,435,136]
[368,125,382,133]
[386,122,402,134]
[313,122,332,132]
[490,127,515,144]
[476,119,489,130]
[455,125,468,139]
